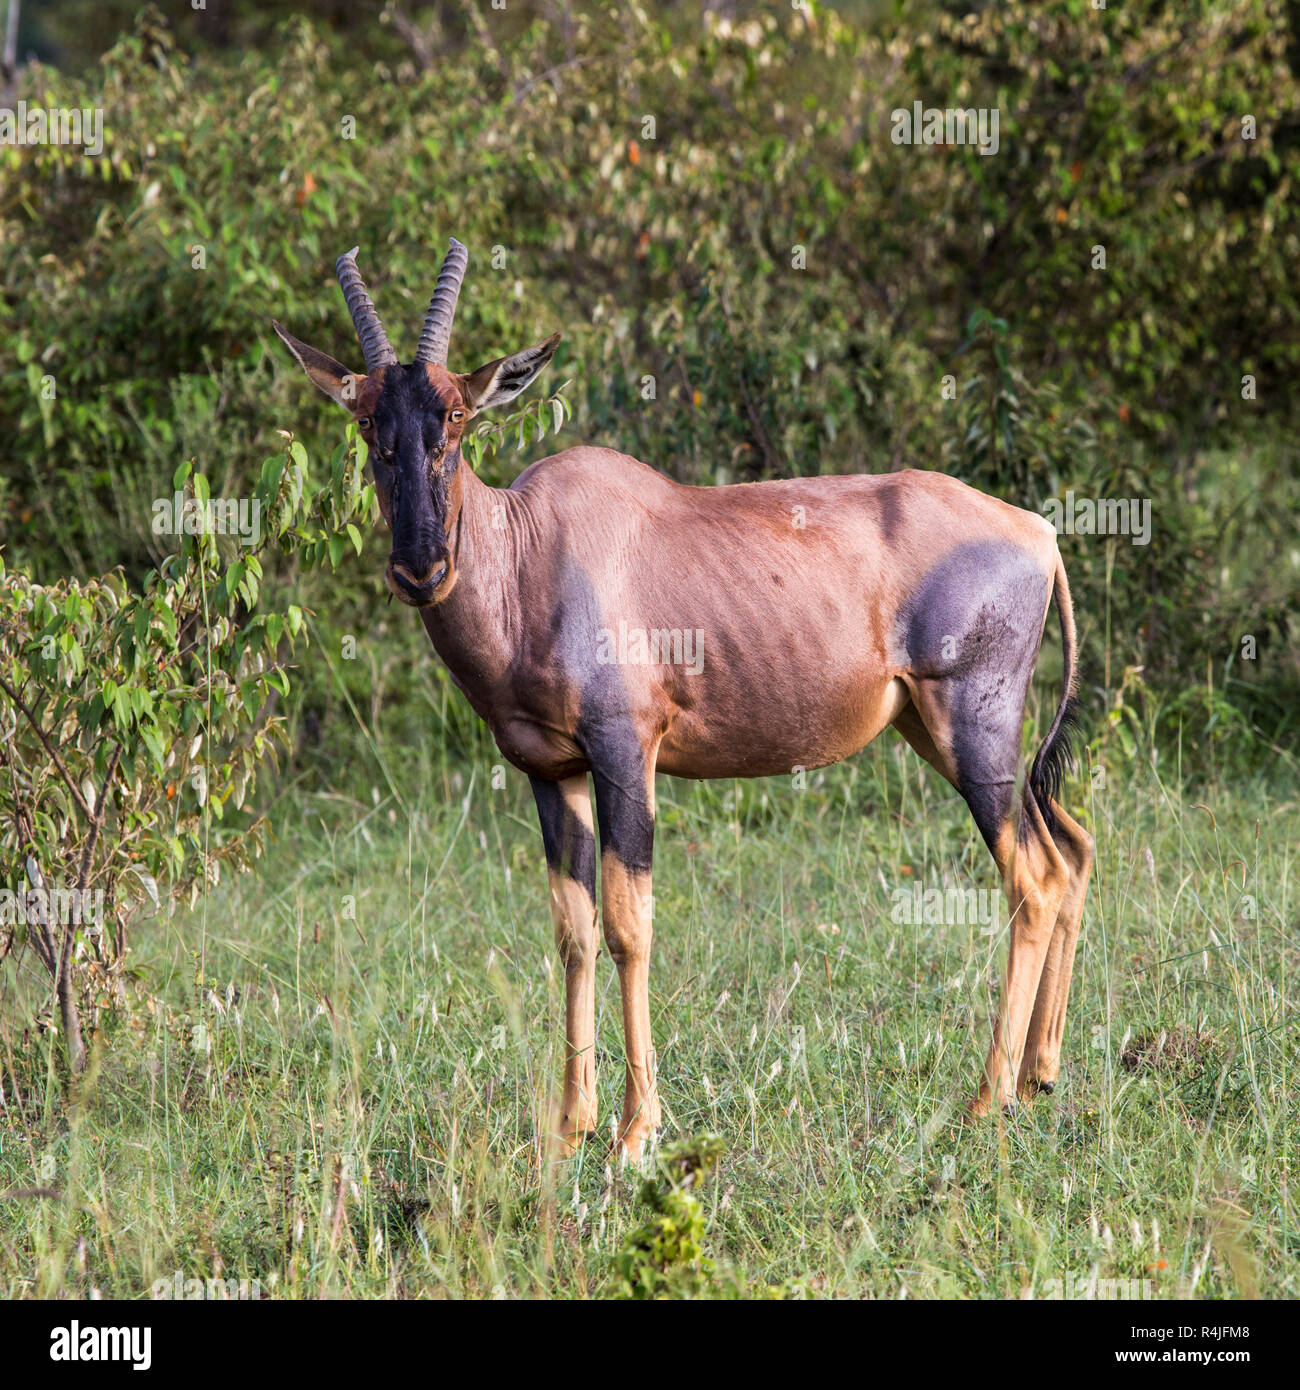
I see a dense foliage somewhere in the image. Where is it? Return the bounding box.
[0,2,1295,1301]
[0,429,378,1067]
[2,0,1298,774]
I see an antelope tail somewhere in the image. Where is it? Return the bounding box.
[1027,553,1082,837]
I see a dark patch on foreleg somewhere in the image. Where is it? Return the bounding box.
[531,775,599,1154]
[588,738,660,1157]
[532,774,596,890]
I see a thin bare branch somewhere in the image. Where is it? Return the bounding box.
[0,672,93,821]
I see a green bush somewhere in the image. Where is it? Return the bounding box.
[2,1,1297,783]
[614,1134,726,1299]
[0,429,374,1072]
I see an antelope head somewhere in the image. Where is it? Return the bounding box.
[274,241,560,606]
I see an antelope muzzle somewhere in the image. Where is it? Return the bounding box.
[386,551,452,607]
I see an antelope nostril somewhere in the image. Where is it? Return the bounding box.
[391,559,446,591]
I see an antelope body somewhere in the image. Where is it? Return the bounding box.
[276,242,1095,1157]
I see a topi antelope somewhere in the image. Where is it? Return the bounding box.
[274,241,1094,1157]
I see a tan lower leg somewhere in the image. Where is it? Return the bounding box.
[973,813,1068,1114]
[1019,809,1093,1094]
[601,851,659,1156]
[550,867,599,1150]
[545,777,599,1155]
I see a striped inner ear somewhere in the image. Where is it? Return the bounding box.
[465,333,561,412]
[494,357,541,394]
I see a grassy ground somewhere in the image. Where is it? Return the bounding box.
[0,726,1295,1299]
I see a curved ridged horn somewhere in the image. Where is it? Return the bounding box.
[413,238,469,366]
[335,247,398,371]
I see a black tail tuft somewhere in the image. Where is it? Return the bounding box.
[1027,693,1083,838]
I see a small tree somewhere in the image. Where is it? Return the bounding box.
[0,427,375,1073]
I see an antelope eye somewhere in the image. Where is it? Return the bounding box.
[357,416,373,431]
[450,408,465,423]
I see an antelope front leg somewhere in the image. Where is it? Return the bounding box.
[592,754,660,1158]
[531,775,599,1155]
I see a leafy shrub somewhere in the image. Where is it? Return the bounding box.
[1,1,1297,779]
[0,429,374,1072]
[614,1134,726,1299]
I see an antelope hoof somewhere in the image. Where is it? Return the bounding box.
[613,1116,659,1163]
[966,1078,1017,1121]
[552,1126,597,1160]
[965,1095,991,1121]
[1017,1058,1060,1101]
[551,1103,598,1159]
[964,1097,1018,1121]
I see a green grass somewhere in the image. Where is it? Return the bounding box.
[1,733,1295,1299]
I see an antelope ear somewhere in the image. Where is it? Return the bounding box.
[459,333,560,413]
[272,321,367,411]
